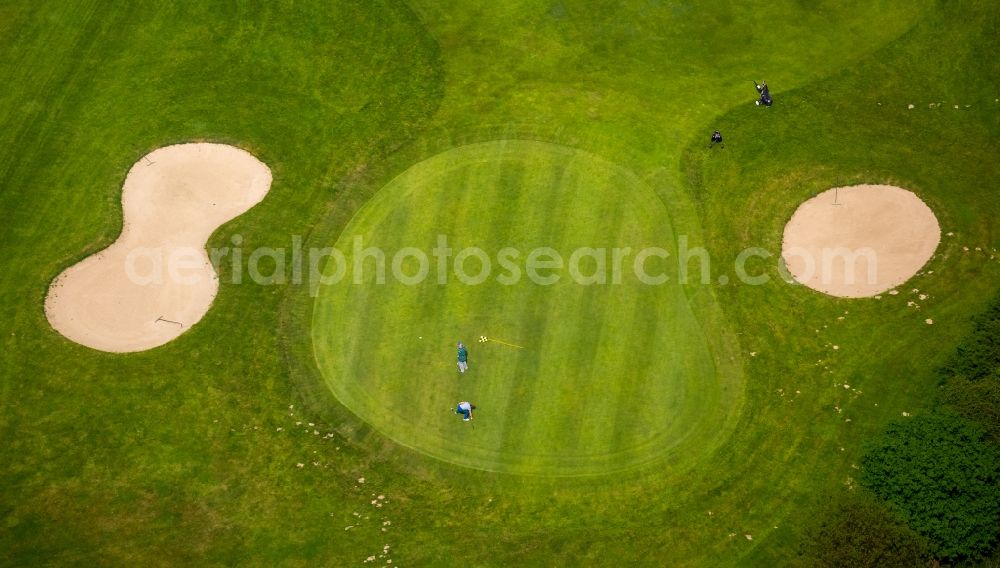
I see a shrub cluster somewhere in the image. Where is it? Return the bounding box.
[860,413,1000,561]
[942,371,1000,443]
[795,493,930,567]
[938,299,1000,383]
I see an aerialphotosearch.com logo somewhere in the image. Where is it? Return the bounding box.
[123,234,880,296]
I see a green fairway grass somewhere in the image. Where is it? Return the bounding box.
[1,0,998,565]
[312,140,743,475]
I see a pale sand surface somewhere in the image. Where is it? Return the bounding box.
[45,143,272,352]
[781,185,940,298]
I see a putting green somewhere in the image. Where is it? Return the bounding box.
[312,140,743,476]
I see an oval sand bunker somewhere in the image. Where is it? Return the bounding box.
[781,184,939,298]
[45,143,272,352]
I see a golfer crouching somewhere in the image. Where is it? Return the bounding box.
[455,401,476,421]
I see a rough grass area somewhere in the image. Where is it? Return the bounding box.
[1,0,998,565]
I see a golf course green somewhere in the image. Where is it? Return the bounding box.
[312,140,743,475]
[2,0,998,565]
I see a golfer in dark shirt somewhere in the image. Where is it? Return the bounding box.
[709,130,724,148]
[457,342,469,373]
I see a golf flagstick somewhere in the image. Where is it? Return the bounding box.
[479,335,525,349]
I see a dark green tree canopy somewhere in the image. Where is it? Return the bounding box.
[796,492,930,568]
[938,298,1000,383]
[860,413,1000,561]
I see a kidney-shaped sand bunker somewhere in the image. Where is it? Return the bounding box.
[781,184,940,298]
[45,143,272,352]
